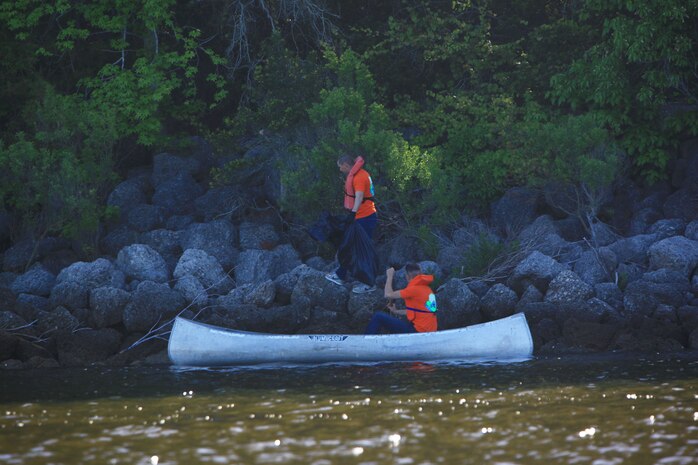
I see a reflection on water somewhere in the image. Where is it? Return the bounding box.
[1,353,697,465]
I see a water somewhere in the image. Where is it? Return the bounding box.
[1,354,697,465]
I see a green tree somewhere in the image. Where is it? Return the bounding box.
[0,86,118,258]
[549,0,698,181]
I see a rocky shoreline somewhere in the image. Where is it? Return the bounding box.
[1,137,698,369]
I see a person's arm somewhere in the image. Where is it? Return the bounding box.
[352,190,364,213]
[384,267,402,299]
[387,302,407,316]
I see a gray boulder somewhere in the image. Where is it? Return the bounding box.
[573,248,617,285]
[663,188,698,222]
[141,229,182,272]
[436,246,464,274]
[173,275,209,309]
[648,236,698,277]
[107,176,149,211]
[647,218,686,240]
[530,233,570,259]
[553,216,586,242]
[304,257,329,271]
[236,244,301,286]
[519,284,543,305]
[0,272,17,289]
[15,294,50,315]
[89,287,131,328]
[616,262,644,284]
[239,222,280,250]
[173,249,234,296]
[243,280,277,308]
[545,270,594,304]
[180,219,239,271]
[35,307,79,335]
[56,328,122,366]
[151,174,204,214]
[0,330,19,361]
[0,311,28,331]
[56,258,125,290]
[594,282,624,310]
[690,329,698,350]
[480,283,517,320]
[116,244,169,283]
[466,280,490,298]
[515,303,559,333]
[11,264,55,296]
[623,270,691,316]
[589,220,618,247]
[122,281,186,332]
[347,290,386,328]
[435,278,482,329]
[507,251,567,294]
[224,304,311,334]
[152,153,201,188]
[385,234,428,269]
[517,215,558,245]
[562,318,618,351]
[629,207,662,236]
[274,264,313,304]
[677,305,698,334]
[291,269,350,312]
[101,226,141,256]
[166,215,195,231]
[49,281,90,310]
[491,187,539,236]
[609,234,657,265]
[685,220,698,241]
[452,218,497,248]
[194,186,242,222]
[3,238,65,272]
[126,204,166,232]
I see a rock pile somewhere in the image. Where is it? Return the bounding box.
[1,137,697,368]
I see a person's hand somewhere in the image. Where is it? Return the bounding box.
[387,302,398,314]
[345,210,356,222]
[386,267,395,278]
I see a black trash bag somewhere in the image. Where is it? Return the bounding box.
[338,220,379,286]
[308,212,351,249]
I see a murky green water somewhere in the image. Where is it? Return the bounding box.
[1,354,697,465]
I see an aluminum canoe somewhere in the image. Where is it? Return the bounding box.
[168,313,534,366]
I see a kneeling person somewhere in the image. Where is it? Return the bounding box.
[365,263,438,334]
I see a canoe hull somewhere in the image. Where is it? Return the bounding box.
[168,313,534,366]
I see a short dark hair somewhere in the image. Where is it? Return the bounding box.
[337,155,353,166]
[405,263,421,276]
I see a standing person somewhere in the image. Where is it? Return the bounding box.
[365,263,438,334]
[325,154,378,293]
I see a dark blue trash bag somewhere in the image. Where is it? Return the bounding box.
[308,212,379,285]
[308,212,351,249]
[338,221,379,286]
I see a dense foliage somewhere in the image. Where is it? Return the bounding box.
[1,0,697,248]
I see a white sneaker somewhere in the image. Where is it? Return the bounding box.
[352,283,376,294]
[325,272,345,286]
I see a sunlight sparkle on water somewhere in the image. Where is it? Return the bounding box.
[150,455,158,465]
[579,427,597,438]
[388,434,401,447]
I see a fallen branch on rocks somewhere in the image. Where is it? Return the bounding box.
[4,321,55,345]
[458,234,563,284]
[120,264,240,354]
